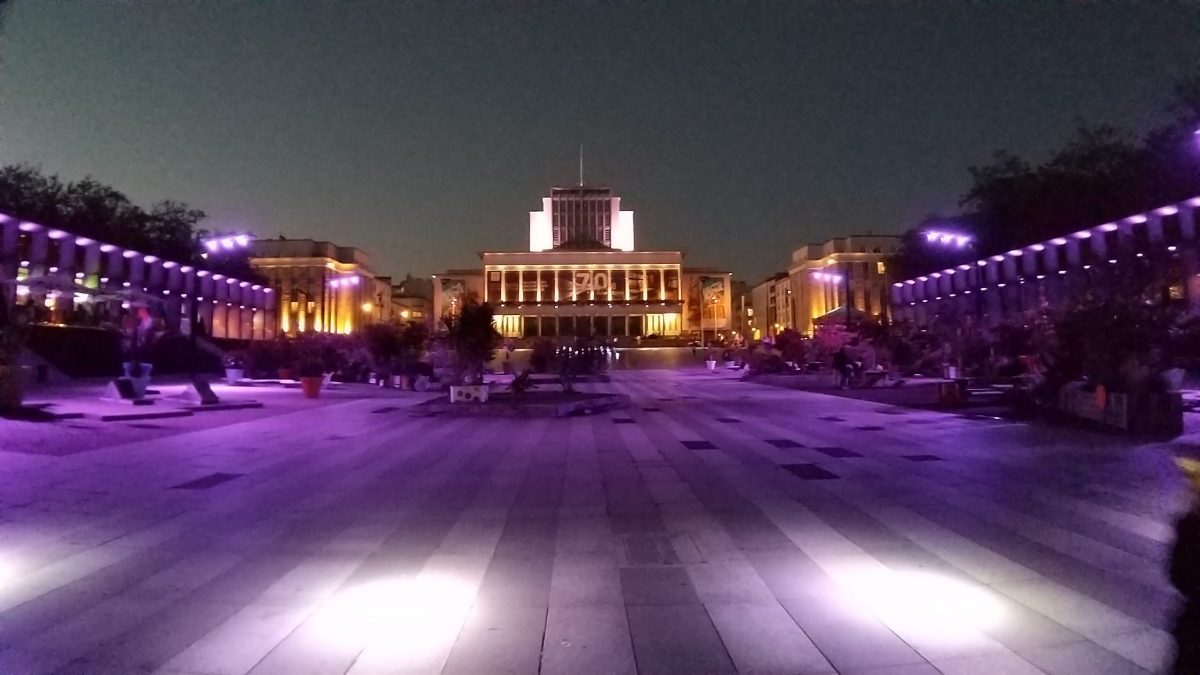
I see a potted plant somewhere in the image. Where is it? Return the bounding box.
[223,351,247,385]
[119,305,159,397]
[296,357,325,398]
[397,321,429,390]
[274,338,297,380]
[246,340,281,379]
[443,295,499,403]
[364,323,402,387]
[121,360,152,398]
[0,297,31,410]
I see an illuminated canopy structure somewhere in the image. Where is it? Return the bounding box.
[0,214,275,340]
[891,195,1200,325]
[435,183,731,340]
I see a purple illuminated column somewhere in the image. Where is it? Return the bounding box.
[1003,256,1018,281]
[1147,215,1165,242]
[1181,203,1197,240]
[27,228,48,273]
[81,241,101,277]
[1065,240,1082,267]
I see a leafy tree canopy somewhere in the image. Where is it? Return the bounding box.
[0,164,259,280]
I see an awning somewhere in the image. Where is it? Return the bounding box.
[813,305,871,324]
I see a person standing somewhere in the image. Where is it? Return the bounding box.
[833,346,851,389]
[1170,457,1200,674]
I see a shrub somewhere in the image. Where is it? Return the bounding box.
[510,370,537,395]
[443,295,500,385]
[530,338,554,373]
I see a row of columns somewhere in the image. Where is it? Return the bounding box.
[488,267,683,304]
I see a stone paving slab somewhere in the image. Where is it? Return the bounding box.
[0,368,1189,674]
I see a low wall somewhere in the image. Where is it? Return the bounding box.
[746,373,965,408]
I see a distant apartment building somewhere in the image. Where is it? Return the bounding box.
[749,273,790,339]
[751,235,900,338]
[249,238,393,335]
[786,235,900,334]
[390,276,433,329]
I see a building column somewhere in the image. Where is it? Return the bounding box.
[1181,204,1197,241]
[1065,240,1082,267]
[28,229,48,274]
[1148,214,1165,242]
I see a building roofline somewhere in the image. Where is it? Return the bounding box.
[794,233,902,249]
[751,272,789,287]
[477,249,684,258]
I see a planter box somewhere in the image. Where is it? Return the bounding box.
[299,376,323,398]
[1058,385,1182,437]
[450,384,489,403]
[224,368,244,385]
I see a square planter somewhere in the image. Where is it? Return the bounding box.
[450,384,489,403]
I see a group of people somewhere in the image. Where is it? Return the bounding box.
[832,345,865,389]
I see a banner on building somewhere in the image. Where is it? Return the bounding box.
[700,276,727,324]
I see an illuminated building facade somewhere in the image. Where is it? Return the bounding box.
[752,235,899,338]
[785,235,900,334]
[891,196,1200,325]
[249,238,393,335]
[435,184,731,340]
[0,213,275,340]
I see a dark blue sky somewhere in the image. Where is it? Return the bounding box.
[2,2,1197,283]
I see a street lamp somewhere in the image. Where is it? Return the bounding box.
[201,234,251,254]
[923,230,973,248]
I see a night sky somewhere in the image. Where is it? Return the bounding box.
[2,2,1197,283]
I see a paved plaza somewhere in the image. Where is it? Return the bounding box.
[0,370,1191,674]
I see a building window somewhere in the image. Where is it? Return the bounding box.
[647,269,662,299]
[503,271,519,302]
[557,269,574,301]
[486,271,501,302]
[876,261,886,275]
[664,269,680,301]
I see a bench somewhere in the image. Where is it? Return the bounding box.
[853,370,890,388]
